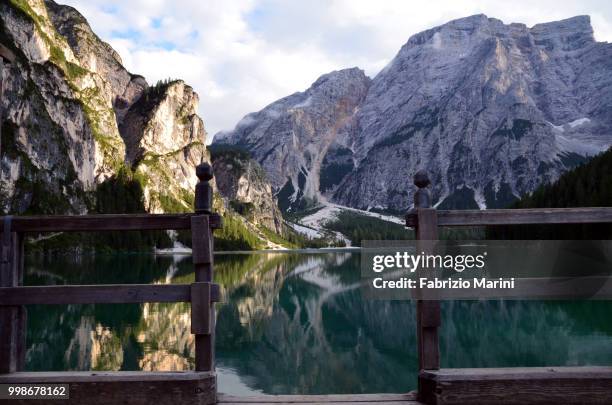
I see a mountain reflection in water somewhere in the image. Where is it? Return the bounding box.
[23,252,612,395]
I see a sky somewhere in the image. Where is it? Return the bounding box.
[59,0,612,141]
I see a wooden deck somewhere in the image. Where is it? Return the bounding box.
[419,366,612,405]
[217,393,422,405]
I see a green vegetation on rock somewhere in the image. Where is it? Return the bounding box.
[8,0,124,171]
[27,166,172,253]
[325,211,413,246]
[489,147,612,239]
[176,211,264,251]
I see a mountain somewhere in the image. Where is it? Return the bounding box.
[210,146,284,235]
[489,146,612,240]
[0,0,207,215]
[215,14,612,212]
[214,68,371,211]
[0,0,297,251]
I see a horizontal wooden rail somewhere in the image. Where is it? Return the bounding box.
[419,366,612,405]
[0,372,216,405]
[0,283,220,305]
[217,393,419,403]
[0,213,222,233]
[406,207,612,227]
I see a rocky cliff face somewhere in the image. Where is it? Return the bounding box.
[216,15,612,211]
[214,68,371,211]
[211,148,284,234]
[120,80,208,213]
[1,0,124,214]
[0,0,206,215]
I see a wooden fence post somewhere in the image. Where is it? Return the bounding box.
[191,163,215,373]
[413,170,441,379]
[0,217,26,373]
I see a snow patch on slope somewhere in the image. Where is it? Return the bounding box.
[569,117,591,128]
[548,117,591,133]
[301,202,403,229]
[287,222,322,239]
[289,201,405,246]
[473,188,487,210]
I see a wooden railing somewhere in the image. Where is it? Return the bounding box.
[2,163,611,404]
[405,170,612,405]
[0,163,221,385]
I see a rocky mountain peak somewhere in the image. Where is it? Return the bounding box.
[217,14,612,212]
[530,15,594,51]
[0,0,205,215]
[211,147,284,235]
[214,67,371,211]
[311,67,370,90]
[44,0,148,123]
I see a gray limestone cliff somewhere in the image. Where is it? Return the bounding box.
[1,1,213,218]
[211,147,284,234]
[214,67,371,211]
[215,15,612,211]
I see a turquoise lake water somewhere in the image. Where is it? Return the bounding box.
[23,251,612,395]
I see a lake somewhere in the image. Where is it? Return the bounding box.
[23,251,612,395]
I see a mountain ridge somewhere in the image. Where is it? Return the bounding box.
[215,14,612,212]
[1,0,298,250]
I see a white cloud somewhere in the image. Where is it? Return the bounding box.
[58,0,612,140]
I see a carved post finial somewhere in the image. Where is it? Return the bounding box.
[195,162,214,214]
[413,170,431,209]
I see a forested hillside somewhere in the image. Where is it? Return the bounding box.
[490,147,612,239]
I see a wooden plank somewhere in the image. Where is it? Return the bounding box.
[217,398,422,405]
[192,216,213,265]
[0,283,221,305]
[0,305,19,373]
[14,233,26,371]
[0,371,216,405]
[415,209,438,240]
[416,300,440,371]
[0,371,215,382]
[219,401,420,405]
[191,282,211,335]
[192,215,215,372]
[406,207,612,227]
[0,213,222,233]
[418,300,441,328]
[0,231,23,373]
[414,209,440,373]
[419,367,612,405]
[217,393,419,403]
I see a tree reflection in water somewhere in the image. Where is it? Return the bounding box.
[24,252,612,394]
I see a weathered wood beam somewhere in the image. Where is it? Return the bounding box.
[0,371,216,405]
[419,367,612,405]
[192,163,217,373]
[217,393,419,403]
[0,229,25,373]
[412,171,441,391]
[406,207,612,227]
[191,282,211,335]
[0,283,220,305]
[0,213,222,233]
[415,209,440,372]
